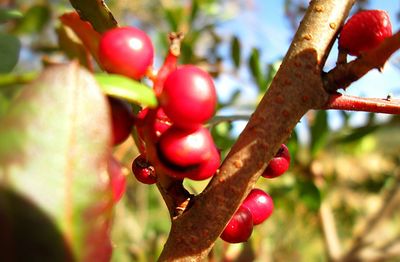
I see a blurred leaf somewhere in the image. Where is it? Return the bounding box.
[249,47,265,91]
[310,110,329,156]
[0,186,74,261]
[0,8,22,23]
[164,7,184,31]
[336,125,380,144]
[0,63,114,261]
[59,12,102,65]
[211,122,236,158]
[287,128,299,161]
[230,36,241,69]
[189,0,200,25]
[95,73,157,108]
[263,61,281,92]
[0,33,20,73]
[70,0,118,33]
[13,5,51,34]
[297,179,321,212]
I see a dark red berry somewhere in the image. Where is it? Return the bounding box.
[159,65,217,129]
[136,107,172,139]
[339,10,392,56]
[242,189,274,225]
[108,97,134,146]
[98,26,154,79]
[262,144,290,179]
[220,206,253,243]
[158,126,216,167]
[131,155,157,184]
[185,145,220,181]
[108,157,127,202]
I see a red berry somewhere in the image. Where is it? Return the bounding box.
[107,157,127,202]
[98,26,154,79]
[158,126,216,167]
[108,97,134,146]
[339,10,392,56]
[185,145,220,181]
[136,107,172,139]
[220,206,253,243]
[262,144,290,179]
[242,189,274,225]
[131,155,157,184]
[159,65,217,129]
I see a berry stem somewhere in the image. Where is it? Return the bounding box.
[323,93,400,114]
[153,32,184,96]
[324,30,400,92]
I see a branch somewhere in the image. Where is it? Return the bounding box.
[324,31,400,92]
[158,1,355,260]
[319,201,342,261]
[322,93,400,114]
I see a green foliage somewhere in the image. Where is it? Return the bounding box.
[0,63,114,261]
[310,110,329,156]
[13,5,51,34]
[0,33,20,73]
[0,8,22,23]
[95,73,158,108]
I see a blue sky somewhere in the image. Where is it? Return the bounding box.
[212,0,400,140]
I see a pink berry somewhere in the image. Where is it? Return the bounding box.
[131,155,157,184]
[262,144,290,179]
[242,189,274,225]
[159,65,217,129]
[339,10,392,56]
[98,26,154,79]
[108,97,134,146]
[220,206,253,243]
[108,157,127,202]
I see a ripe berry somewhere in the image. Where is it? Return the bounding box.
[159,65,217,129]
[262,144,290,179]
[108,157,127,202]
[136,107,172,140]
[185,145,220,181]
[98,26,154,79]
[339,10,392,56]
[220,206,253,243]
[131,154,157,184]
[242,189,274,225]
[108,97,134,146]
[158,126,216,167]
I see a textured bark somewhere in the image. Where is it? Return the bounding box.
[158,0,355,261]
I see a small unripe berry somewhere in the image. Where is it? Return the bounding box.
[339,10,392,56]
[131,155,157,184]
[98,26,154,79]
[160,65,217,129]
[242,189,274,225]
[220,206,253,243]
[262,144,290,179]
[108,97,134,146]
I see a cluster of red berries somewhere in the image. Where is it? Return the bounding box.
[220,144,290,243]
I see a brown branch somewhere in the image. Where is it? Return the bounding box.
[319,201,342,261]
[322,93,400,114]
[158,1,355,261]
[324,31,400,92]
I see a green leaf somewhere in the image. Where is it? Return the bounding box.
[69,0,118,33]
[263,61,281,92]
[95,73,157,108]
[164,7,184,32]
[230,36,241,69]
[310,110,329,156]
[13,5,51,34]
[189,0,200,25]
[249,47,265,91]
[0,63,113,261]
[297,179,321,212]
[336,125,380,144]
[0,33,21,73]
[0,8,22,23]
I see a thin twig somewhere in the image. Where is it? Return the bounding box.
[322,93,400,114]
[324,31,400,92]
